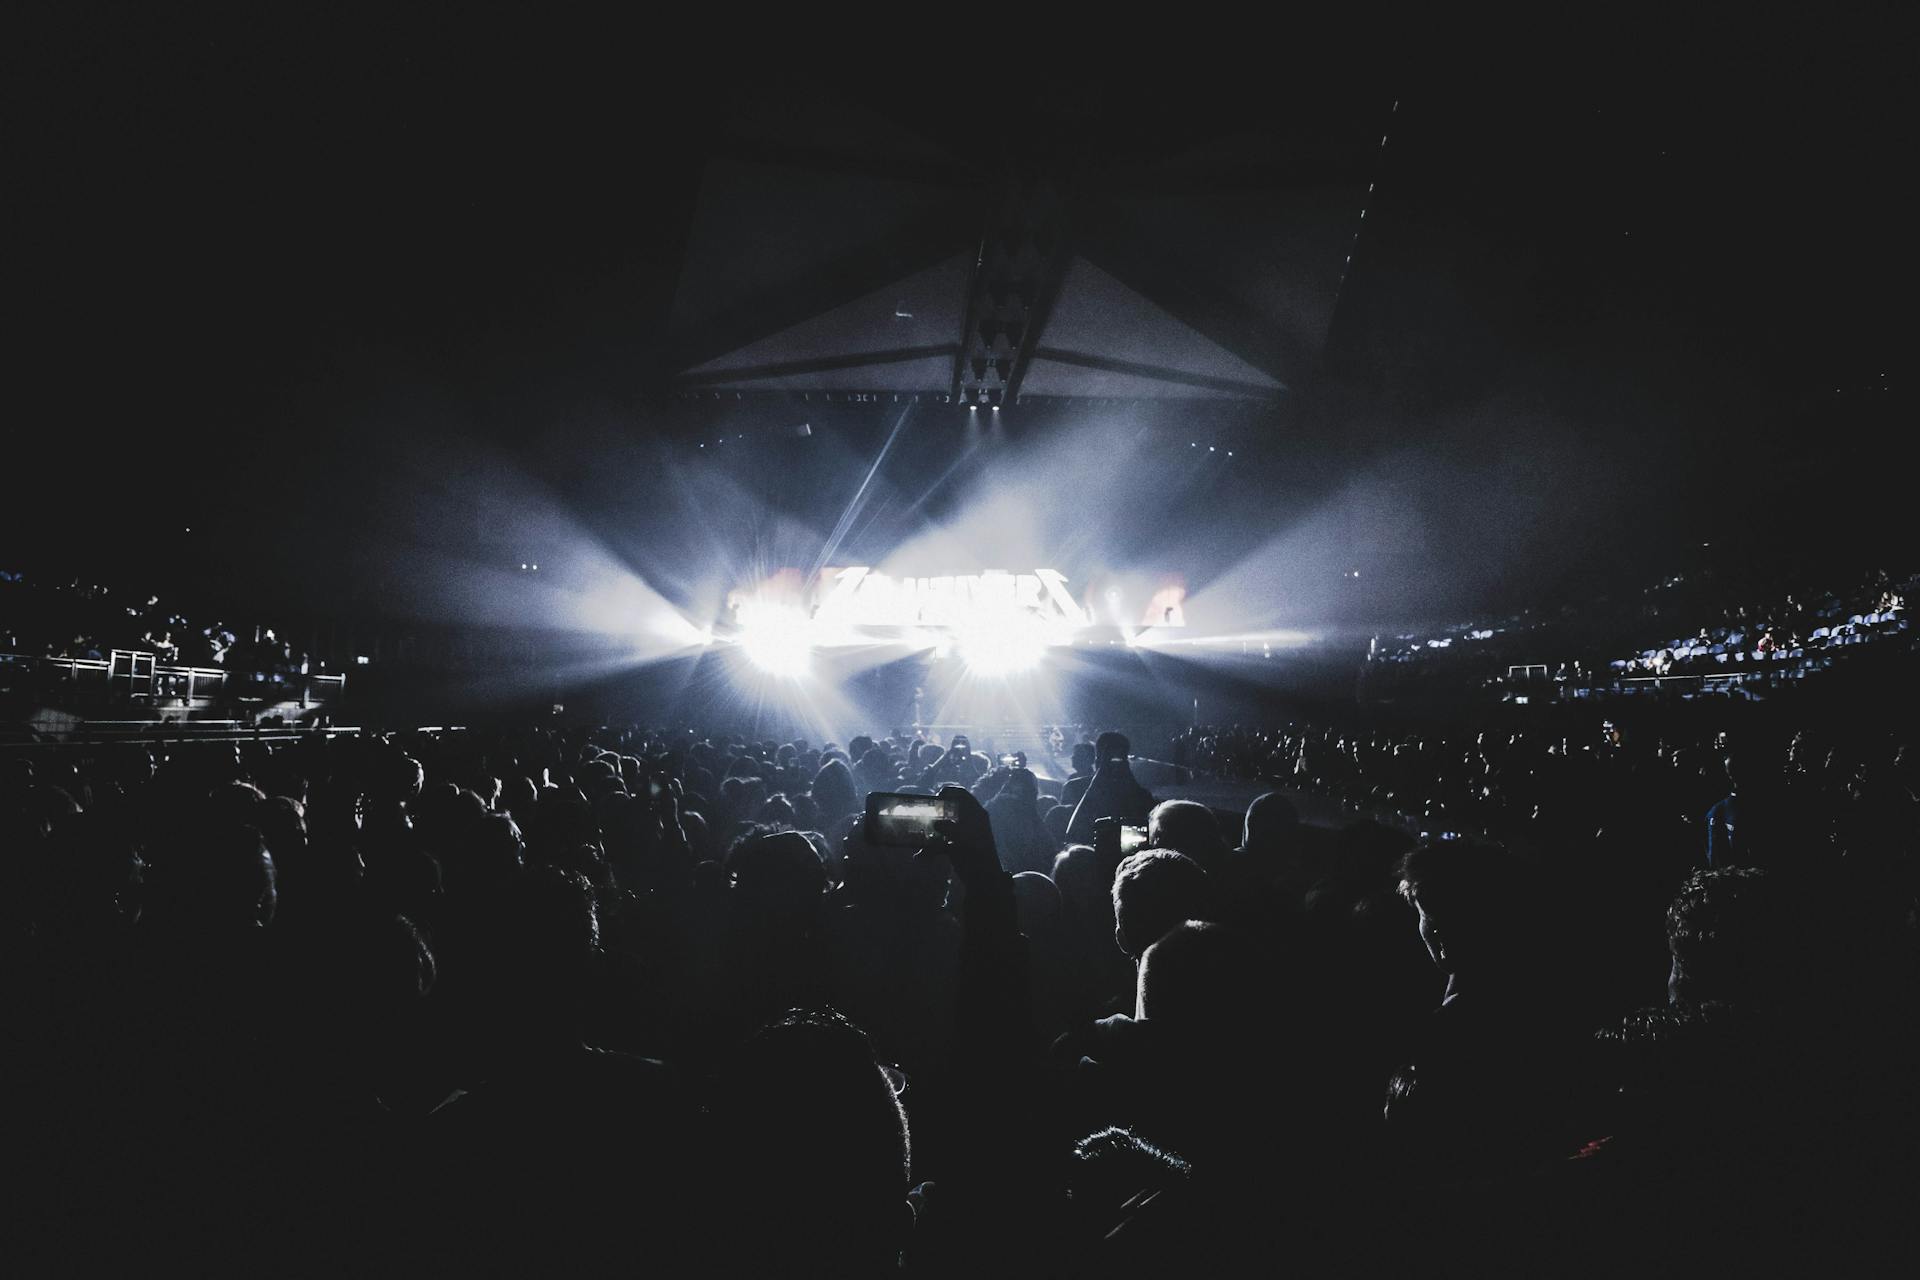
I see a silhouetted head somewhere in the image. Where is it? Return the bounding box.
[255,795,308,867]
[714,1009,912,1272]
[729,829,828,921]
[501,774,538,820]
[109,743,156,789]
[1070,1124,1191,1187]
[1111,849,1210,961]
[755,794,798,829]
[1240,791,1299,856]
[375,753,426,805]
[1147,800,1229,874]
[1011,870,1061,936]
[1136,920,1264,1028]
[157,822,277,931]
[1067,1125,1191,1245]
[1666,867,1797,1007]
[339,913,437,1051]
[811,758,858,827]
[1052,844,1105,917]
[1043,803,1073,849]
[211,780,267,826]
[40,809,144,932]
[1395,841,1521,977]
[487,865,599,1012]
[462,812,526,893]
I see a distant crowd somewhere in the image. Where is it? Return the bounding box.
[0,572,313,678]
[1363,561,1913,703]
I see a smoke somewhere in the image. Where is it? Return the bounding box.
[1181,391,1627,635]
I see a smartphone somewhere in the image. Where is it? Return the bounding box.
[864,791,959,847]
[1095,817,1149,858]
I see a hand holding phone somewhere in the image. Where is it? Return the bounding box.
[865,792,960,847]
[920,784,1005,893]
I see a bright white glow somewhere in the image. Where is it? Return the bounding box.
[1133,628,1315,651]
[735,602,815,676]
[808,566,1090,630]
[957,613,1048,675]
[641,611,710,651]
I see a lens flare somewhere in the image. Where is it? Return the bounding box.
[735,602,815,676]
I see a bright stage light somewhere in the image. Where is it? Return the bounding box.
[735,602,815,676]
[956,614,1048,675]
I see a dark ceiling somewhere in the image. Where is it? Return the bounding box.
[4,14,1907,622]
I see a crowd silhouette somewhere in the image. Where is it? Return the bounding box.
[5,713,1915,1274]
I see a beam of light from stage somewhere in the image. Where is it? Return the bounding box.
[1129,628,1318,652]
[356,447,717,707]
[1166,404,1625,647]
[811,403,916,582]
[376,538,709,677]
[706,637,902,747]
[875,407,1164,585]
[922,661,1067,735]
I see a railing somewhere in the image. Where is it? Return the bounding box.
[0,650,346,709]
[1616,671,1768,691]
[1494,613,1911,704]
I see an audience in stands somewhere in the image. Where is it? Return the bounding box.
[0,572,314,687]
[1363,560,1915,705]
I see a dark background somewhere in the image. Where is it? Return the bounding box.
[5,13,1908,633]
